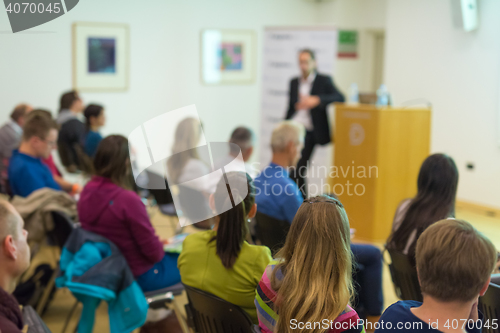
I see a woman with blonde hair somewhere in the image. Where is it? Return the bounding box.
[255,195,364,333]
[166,117,217,228]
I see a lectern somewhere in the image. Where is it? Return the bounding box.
[329,104,431,242]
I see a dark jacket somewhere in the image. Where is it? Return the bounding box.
[0,287,23,333]
[56,228,148,333]
[285,73,345,145]
[57,114,85,169]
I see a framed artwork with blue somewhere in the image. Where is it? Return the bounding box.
[73,22,129,91]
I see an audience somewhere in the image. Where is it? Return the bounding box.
[254,120,305,224]
[0,104,33,193]
[83,104,105,157]
[1,94,499,333]
[255,195,364,333]
[56,90,85,173]
[78,135,180,292]
[178,171,272,324]
[375,219,497,333]
[8,112,60,197]
[0,200,30,333]
[386,153,458,264]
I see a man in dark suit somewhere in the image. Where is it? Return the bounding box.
[285,49,345,197]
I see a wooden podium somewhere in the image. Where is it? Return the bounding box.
[329,104,431,242]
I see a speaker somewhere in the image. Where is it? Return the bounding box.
[451,0,479,32]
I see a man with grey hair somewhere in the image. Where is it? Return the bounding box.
[254,120,305,224]
[0,200,30,333]
[0,104,33,193]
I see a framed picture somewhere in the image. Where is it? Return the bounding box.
[73,22,129,91]
[201,29,256,85]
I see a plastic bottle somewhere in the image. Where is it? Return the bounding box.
[349,83,359,104]
[376,84,389,107]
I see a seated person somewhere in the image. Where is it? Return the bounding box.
[8,112,60,197]
[29,109,80,195]
[254,120,305,224]
[328,192,384,318]
[83,104,105,157]
[215,126,257,178]
[78,135,180,292]
[167,117,217,228]
[178,171,272,324]
[255,195,364,333]
[0,104,32,193]
[386,153,458,264]
[376,219,497,333]
[0,200,30,333]
[56,90,85,173]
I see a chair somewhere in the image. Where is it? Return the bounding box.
[387,249,423,302]
[62,282,187,333]
[254,212,290,255]
[184,284,255,333]
[144,170,178,217]
[479,282,500,333]
[35,211,76,314]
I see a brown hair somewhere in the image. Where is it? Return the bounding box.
[211,172,255,269]
[299,48,316,60]
[416,219,497,302]
[387,154,458,263]
[272,195,354,333]
[10,104,30,122]
[93,135,131,189]
[59,90,79,113]
[22,112,58,141]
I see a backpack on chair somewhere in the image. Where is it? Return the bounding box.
[13,264,56,314]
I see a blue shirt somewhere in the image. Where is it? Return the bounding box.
[8,150,61,197]
[84,130,103,157]
[254,163,303,224]
[375,301,482,333]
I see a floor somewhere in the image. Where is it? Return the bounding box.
[36,205,499,333]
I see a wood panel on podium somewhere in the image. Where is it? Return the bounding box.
[329,103,431,242]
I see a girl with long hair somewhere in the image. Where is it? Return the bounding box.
[255,195,364,333]
[386,153,458,263]
[83,104,105,157]
[78,135,180,292]
[178,171,272,323]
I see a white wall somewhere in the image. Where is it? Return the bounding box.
[0,0,318,166]
[384,0,500,208]
[317,0,388,93]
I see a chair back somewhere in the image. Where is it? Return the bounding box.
[387,249,423,302]
[49,211,76,249]
[144,170,175,205]
[184,284,254,333]
[479,283,500,333]
[254,212,289,255]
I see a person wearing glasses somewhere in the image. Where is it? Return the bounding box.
[8,111,61,197]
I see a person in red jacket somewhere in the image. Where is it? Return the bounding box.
[0,200,30,333]
[78,135,180,292]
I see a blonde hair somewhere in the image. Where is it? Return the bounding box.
[271,195,354,333]
[166,117,202,183]
[416,219,497,302]
[271,120,305,153]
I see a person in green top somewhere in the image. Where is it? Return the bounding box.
[178,171,272,323]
